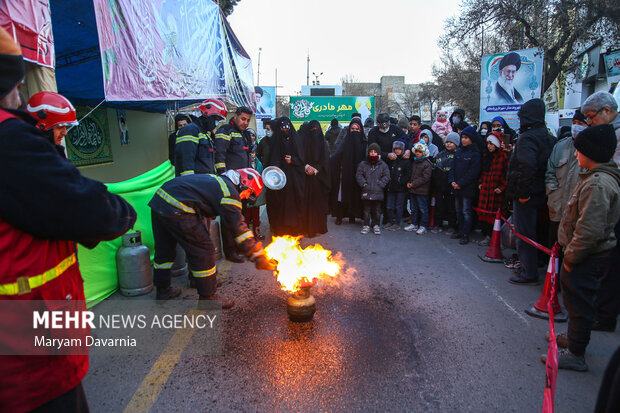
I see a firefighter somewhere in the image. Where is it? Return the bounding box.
[0,27,137,412]
[174,98,227,177]
[148,168,275,308]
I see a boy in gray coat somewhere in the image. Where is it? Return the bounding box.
[356,143,390,234]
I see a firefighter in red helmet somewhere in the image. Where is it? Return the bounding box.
[26,91,78,157]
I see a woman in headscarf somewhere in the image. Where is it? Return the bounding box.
[265,117,306,236]
[298,120,331,237]
[329,118,367,224]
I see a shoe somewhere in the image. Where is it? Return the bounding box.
[431,226,443,234]
[478,235,491,246]
[416,226,427,235]
[383,223,394,230]
[504,254,519,269]
[545,331,568,348]
[404,224,417,232]
[541,348,588,372]
[388,224,401,231]
[373,225,381,235]
[156,285,182,300]
[335,218,342,225]
[225,251,245,263]
[509,275,540,286]
[360,225,370,234]
[450,232,463,239]
[199,293,234,309]
[459,235,469,245]
[592,320,616,332]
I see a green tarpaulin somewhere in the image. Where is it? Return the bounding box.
[78,161,175,304]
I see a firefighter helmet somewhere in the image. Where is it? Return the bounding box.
[198,98,227,120]
[26,91,78,131]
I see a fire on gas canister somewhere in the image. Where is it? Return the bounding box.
[265,236,341,322]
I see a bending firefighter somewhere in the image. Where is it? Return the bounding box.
[148,168,275,308]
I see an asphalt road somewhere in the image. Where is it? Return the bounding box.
[84,218,619,412]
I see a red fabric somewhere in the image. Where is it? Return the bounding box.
[477,149,509,223]
[0,217,88,412]
[0,109,17,123]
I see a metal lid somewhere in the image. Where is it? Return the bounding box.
[262,166,287,190]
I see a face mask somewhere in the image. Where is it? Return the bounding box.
[480,128,488,136]
[265,130,273,137]
[492,127,503,133]
[379,127,389,133]
[367,154,379,162]
[452,116,461,124]
[571,124,587,139]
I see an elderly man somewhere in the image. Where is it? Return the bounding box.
[581,91,620,332]
[493,52,524,105]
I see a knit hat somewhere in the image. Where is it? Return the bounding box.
[573,110,587,124]
[461,126,478,141]
[486,132,501,148]
[368,143,381,154]
[0,27,25,100]
[445,132,460,147]
[573,124,617,163]
[392,140,405,151]
[412,142,429,157]
[397,117,409,129]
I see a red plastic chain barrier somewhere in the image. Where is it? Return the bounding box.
[473,206,559,412]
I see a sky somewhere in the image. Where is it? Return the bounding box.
[228,0,463,96]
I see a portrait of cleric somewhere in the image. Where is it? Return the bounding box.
[491,52,525,105]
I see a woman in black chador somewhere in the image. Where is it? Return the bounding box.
[265,117,306,236]
[329,118,367,224]
[298,120,330,237]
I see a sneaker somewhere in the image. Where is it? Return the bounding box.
[156,285,182,300]
[450,232,463,239]
[541,348,588,372]
[459,235,469,245]
[388,224,401,231]
[478,235,491,246]
[431,226,443,234]
[404,224,418,232]
[360,225,370,234]
[509,274,540,286]
[199,293,234,309]
[373,225,381,235]
[416,226,427,235]
[545,331,568,349]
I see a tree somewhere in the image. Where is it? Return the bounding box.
[275,95,290,118]
[391,85,420,119]
[218,0,241,16]
[443,0,620,92]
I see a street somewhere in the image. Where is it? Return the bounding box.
[84,217,619,412]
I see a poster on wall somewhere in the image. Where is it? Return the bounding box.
[480,47,544,132]
[254,86,276,138]
[66,108,114,167]
[289,96,375,131]
[116,109,130,145]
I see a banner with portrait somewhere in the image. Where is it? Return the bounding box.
[480,48,544,132]
[254,86,276,138]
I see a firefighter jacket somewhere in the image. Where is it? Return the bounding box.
[0,108,137,412]
[148,174,264,259]
[214,119,252,174]
[174,121,216,176]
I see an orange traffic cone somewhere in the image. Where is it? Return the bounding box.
[428,194,436,228]
[479,209,504,263]
[525,249,567,322]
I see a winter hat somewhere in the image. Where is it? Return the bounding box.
[491,116,506,127]
[0,27,25,100]
[436,110,447,119]
[460,126,478,141]
[412,142,429,157]
[364,117,375,128]
[392,140,405,151]
[573,124,617,163]
[573,110,587,124]
[445,132,460,147]
[486,132,501,148]
[368,143,381,154]
[420,129,433,142]
[397,117,409,129]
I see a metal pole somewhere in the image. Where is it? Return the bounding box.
[257,47,262,86]
[306,50,310,86]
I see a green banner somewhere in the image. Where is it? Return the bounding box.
[290,96,375,123]
[66,107,114,167]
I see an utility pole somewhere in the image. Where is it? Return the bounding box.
[257,47,262,86]
[306,50,310,86]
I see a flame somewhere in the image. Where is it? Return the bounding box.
[265,236,340,292]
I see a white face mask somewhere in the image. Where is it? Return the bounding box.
[379,127,389,133]
[452,116,461,124]
[265,130,273,137]
[480,128,488,136]
[571,124,587,139]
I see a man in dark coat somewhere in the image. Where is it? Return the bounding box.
[265,117,306,236]
[368,112,406,160]
[329,118,367,224]
[299,120,330,237]
[168,114,191,166]
[506,98,556,285]
[324,118,341,154]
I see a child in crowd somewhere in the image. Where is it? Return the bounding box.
[431,132,460,234]
[356,143,390,235]
[405,143,432,234]
[432,110,451,142]
[549,124,620,371]
[449,126,481,244]
[244,144,265,239]
[477,132,509,246]
[419,129,439,159]
[385,141,411,231]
